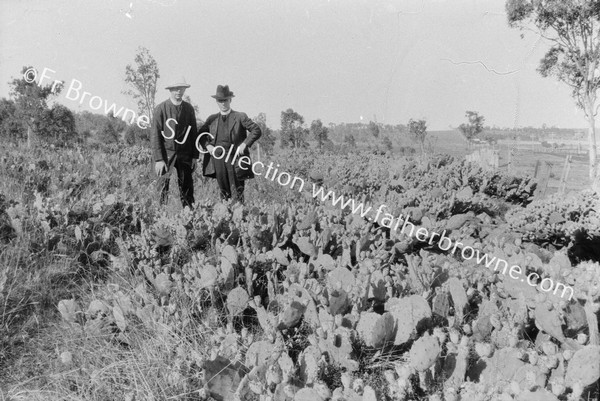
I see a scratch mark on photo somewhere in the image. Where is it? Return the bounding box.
[440,59,519,76]
[398,0,424,15]
[482,11,505,17]
[143,0,177,6]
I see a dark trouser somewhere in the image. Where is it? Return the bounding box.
[159,154,195,208]
[213,155,245,203]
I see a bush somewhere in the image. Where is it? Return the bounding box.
[399,146,416,155]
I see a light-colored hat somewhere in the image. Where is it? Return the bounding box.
[165,77,190,89]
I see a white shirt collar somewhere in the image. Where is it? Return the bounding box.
[169,98,183,106]
[220,109,232,116]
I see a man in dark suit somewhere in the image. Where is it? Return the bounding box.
[151,78,198,208]
[197,85,261,203]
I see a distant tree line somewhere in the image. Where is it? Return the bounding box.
[0,67,131,148]
[3,45,591,160]
[274,109,422,154]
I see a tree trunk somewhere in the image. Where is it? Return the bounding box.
[594,171,600,193]
[585,101,598,179]
[583,300,599,346]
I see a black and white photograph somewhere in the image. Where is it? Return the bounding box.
[1,0,599,400]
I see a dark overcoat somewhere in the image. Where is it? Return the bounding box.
[198,110,262,179]
[151,100,199,164]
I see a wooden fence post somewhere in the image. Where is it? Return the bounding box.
[534,161,552,198]
[592,171,600,193]
[558,154,572,195]
[492,150,499,170]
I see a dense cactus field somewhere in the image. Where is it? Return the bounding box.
[1,143,599,401]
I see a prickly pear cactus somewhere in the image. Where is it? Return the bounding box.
[328,288,350,316]
[58,299,82,325]
[226,286,249,316]
[245,340,275,369]
[386,295,431,345]
[448,277,468,326]
[327,266,355,292]
[356,312,395,348]
[565,345,600,388]
[409,333,441,372]
[534,303,565,342]
[278,300,306,329]
[203,355,246,401]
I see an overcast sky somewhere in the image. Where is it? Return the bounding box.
[0,0,588,130]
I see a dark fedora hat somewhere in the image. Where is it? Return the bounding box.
[211,85,235,100]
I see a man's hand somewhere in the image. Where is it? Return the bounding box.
[206,145,216,156]
[155,161,167,176]
[235,143,247,158]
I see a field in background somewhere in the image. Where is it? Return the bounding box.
[420,130,592,195]
[293,128,594,195]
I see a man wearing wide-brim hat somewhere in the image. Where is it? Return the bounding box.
[151,77,199,208]
[197,85,261,203]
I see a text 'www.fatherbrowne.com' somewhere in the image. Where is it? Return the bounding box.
[308,183,574,301]
[177,148,572,302]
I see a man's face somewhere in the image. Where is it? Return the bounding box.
[217,98,232,113]
[170,87,187,101]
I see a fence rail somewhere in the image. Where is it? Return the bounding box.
[464,144,579,198]
[465,148,499,171]
[503,142,587,156]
